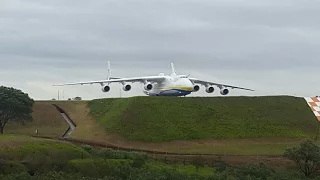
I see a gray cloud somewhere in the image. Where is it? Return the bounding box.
[0,0,319,99]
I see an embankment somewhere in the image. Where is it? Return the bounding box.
[5,96,319,155]
[88,96,319,142]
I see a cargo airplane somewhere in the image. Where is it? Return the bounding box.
[53,62,254,96]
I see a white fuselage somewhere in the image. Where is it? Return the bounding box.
[143,76,195,96]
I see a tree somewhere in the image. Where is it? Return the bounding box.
[0,86,34,134]
[283,140,320,177]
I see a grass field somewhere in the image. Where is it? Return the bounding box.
[5,100,109,140]
[4,96,319,156]
[0,134,90,161]
[88,96,319,142]
[0,134,58,148]
[5,101,68,137]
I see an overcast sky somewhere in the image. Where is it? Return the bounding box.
[0,0,319,100]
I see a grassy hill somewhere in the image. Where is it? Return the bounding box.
[88,96,319,142]
[5,100,108,140]
[5,101,68,137]
[4,96,320,155]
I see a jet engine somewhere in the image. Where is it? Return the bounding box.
[205,86,214,93]
[193,85,200,92]
[220,88,229,95]
[122,84,131,91]
[144,83,153,91]
[101,85,110,92]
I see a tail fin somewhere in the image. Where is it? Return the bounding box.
[107,61,111,80]
[107,61,123,80]
[171,63,176,76]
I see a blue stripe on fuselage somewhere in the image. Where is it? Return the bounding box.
[157,89,192,96]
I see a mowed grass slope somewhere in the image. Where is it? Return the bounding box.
[0,134,91,173]
[5,100,109,140]
[5,101,68,137]
[88,96,319,142]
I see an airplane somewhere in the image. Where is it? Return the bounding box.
[53,61,254,96]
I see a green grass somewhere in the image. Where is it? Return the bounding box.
[4,100,97,139]
[0,134,58,147]
[144,160,215,178]
[88,96,319,142]
[0,139,307,180]
[4,96,319,156]
[0,134,90,161]
[163,139,308,155]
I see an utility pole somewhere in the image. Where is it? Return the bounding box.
[58,90,60,100]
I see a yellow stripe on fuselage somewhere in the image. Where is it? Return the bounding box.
[161,86,193,92]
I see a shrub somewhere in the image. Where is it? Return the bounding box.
[97,148,148,161]
[0,172,32,180]
[0,160,27,175]
[66,158,134,179]
[66,159,99,178]
[231,163,275,180]
[284,140,320,177]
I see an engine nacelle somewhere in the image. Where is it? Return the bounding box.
[144,83,153,91]
[205,86,214,93]
[220,88,229,95]
[122,84,131,91]
[193,85,200,92]
[101,85,110,92]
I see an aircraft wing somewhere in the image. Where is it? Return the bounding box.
[189,78,255,91]
[53,76,165,86]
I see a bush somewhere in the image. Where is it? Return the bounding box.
[17,143,91,174]
[0,172,32,180]
[231,163,275,180]
[66,158,134,179]
[0,171,100,180]
[97,148,148,161]
[284,140,320,177]
[82,144,94,153]
[66,159,99,178]
[0,160,27,175]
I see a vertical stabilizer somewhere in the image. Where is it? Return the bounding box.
[107,61,111,80]
[171,63,176,76]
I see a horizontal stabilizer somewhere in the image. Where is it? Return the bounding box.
[109,77,122,79]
